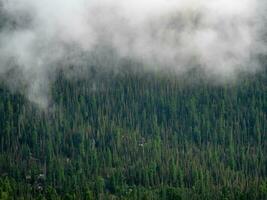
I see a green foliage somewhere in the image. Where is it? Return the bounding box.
[0,68,266,199]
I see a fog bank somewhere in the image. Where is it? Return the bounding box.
[0,0,266,107]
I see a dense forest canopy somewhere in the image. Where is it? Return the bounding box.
[0,66,266,199]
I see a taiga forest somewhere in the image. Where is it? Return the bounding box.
[0,0,267,199]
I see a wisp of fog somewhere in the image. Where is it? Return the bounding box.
[0,0,266,108]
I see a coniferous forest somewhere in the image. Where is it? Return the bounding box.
[0,65,266,200]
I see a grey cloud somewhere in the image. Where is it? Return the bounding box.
[0,0,266,107]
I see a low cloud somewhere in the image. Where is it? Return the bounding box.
[0,0,266,107]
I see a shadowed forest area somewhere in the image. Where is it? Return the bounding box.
[0,66,266,200]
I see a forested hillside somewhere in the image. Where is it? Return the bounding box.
[0,66,267,200]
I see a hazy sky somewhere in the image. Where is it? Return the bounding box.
[0,0,266,107]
